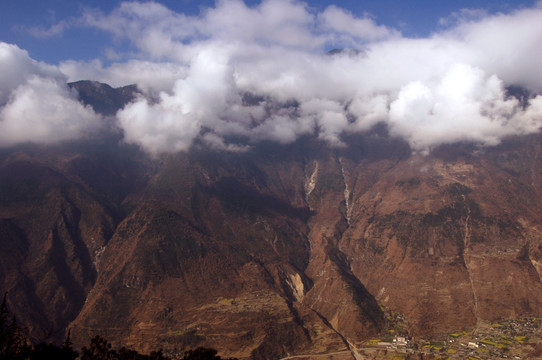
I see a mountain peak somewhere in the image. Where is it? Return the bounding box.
[68,80,140,116]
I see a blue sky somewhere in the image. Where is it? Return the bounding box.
[0,0,537,64]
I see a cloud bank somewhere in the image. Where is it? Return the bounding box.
[0,43,102,147]
[5,0,542,154]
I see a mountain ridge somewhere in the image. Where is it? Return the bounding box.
[1,81,542,359]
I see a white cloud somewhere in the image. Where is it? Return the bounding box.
[60,59,189,95]
[318,5,399,46]
[202,132,250,152]
[442,7,542,92]
[24,18,77,38]
[0,43,57,105]
[300,98,348,146]
[202,0,320,49]
[438,8,488,28]
[0,76,102,146]
[347,94,389,133]
[0,42,102,147]
[97,1,542,154]
[117,46,239,154]
[387,64,541,153]
[117,96,200,155]
[9,1,542,154]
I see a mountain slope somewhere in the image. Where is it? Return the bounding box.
[1,82,542,359]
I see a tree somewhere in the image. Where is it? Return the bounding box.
[30,341,78,360]
[61,330,79,359]
[29,329,79,360]
[0,294,232,360]
[81,335,119,360]
[0,293,30,360]
[148,350,169,360]
[181,347,237,360]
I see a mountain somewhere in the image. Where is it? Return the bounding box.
[1,81,542,359]
[68,80,140,116]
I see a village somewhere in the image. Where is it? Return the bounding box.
[355,316,542,359]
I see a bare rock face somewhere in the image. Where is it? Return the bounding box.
[67,150,384,358]
[0,153,116,342]
[2,82,542,359]
[341,140,542,336]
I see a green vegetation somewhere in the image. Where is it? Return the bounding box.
[479,339,498,347]
[514,335,526,343]
[479,339,508,350]
[218,298,235,306]
[449,331,467,338]
[365,339,381,346]
[358,315,542,360]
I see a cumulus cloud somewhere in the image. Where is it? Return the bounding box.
[24,18,77,39]
[60,59,188,95]
[117,46,236,155]
[318,5,400,45]
[0,42,102,147]
[443,7,542,91]
[387,64,539,152]
[16,1,542,153]
[0,43,56,105]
